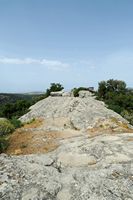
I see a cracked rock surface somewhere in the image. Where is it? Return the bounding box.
[20,96,132,131]
[0,133,133,200]
[0,95,133,200]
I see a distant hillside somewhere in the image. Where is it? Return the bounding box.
[0,93,45,119]
[0,93,43,105]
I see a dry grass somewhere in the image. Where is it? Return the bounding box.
[87,117,133,137]
[23,118,44,128]
[6,117,133,155]
[87,127,113,138]
[5,117,82,155]
[5,118,60,155]
[5,129,82,155]
[6,130,60,155]
[111,117,132,130]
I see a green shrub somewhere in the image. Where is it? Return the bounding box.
[0,119,15,136]
[0,137,9,153]
[10,117,22,128]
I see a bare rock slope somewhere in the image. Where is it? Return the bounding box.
[0,94,133,200]
[20,95,132,132]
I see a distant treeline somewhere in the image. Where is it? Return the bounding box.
[0,93,33,105]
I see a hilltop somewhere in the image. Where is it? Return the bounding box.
[20,92,132,133]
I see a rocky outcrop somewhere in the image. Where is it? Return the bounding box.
[0,95,133,200]
[78,90,93,98]
[50,91,72,97]
[20,96,132,132]
[50,91,64,97]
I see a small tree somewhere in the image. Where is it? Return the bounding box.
[45,83,64,97]
[49,83,64,92]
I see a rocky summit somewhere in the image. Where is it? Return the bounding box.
[0,92,133,200]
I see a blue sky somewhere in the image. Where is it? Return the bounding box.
[0,0,133,92]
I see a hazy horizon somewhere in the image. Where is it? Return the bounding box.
[0,0,133,93]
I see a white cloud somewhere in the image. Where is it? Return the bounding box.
[0,57,69,70]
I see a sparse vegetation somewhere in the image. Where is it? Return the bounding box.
[23,118,43,129]
[26,118,36,125]
[10,117,22,128]
[0,119,15,153]
[0,119,15,136]
[0,137,9,153]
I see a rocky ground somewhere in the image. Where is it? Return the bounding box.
[20,95,132,131]
[0,92,133,200]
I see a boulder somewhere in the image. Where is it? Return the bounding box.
[78,90,93,98]
[50,91,64,96]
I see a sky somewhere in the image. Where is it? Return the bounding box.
[0,0,133,93]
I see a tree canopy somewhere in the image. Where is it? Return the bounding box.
[97,79,133,125]
[97,79,127,99]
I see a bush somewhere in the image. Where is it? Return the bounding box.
[121,110,133,125]
[0,137,9,153]
[10,117,22,128]
[72,87,89,97]
[0,118,15,136]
